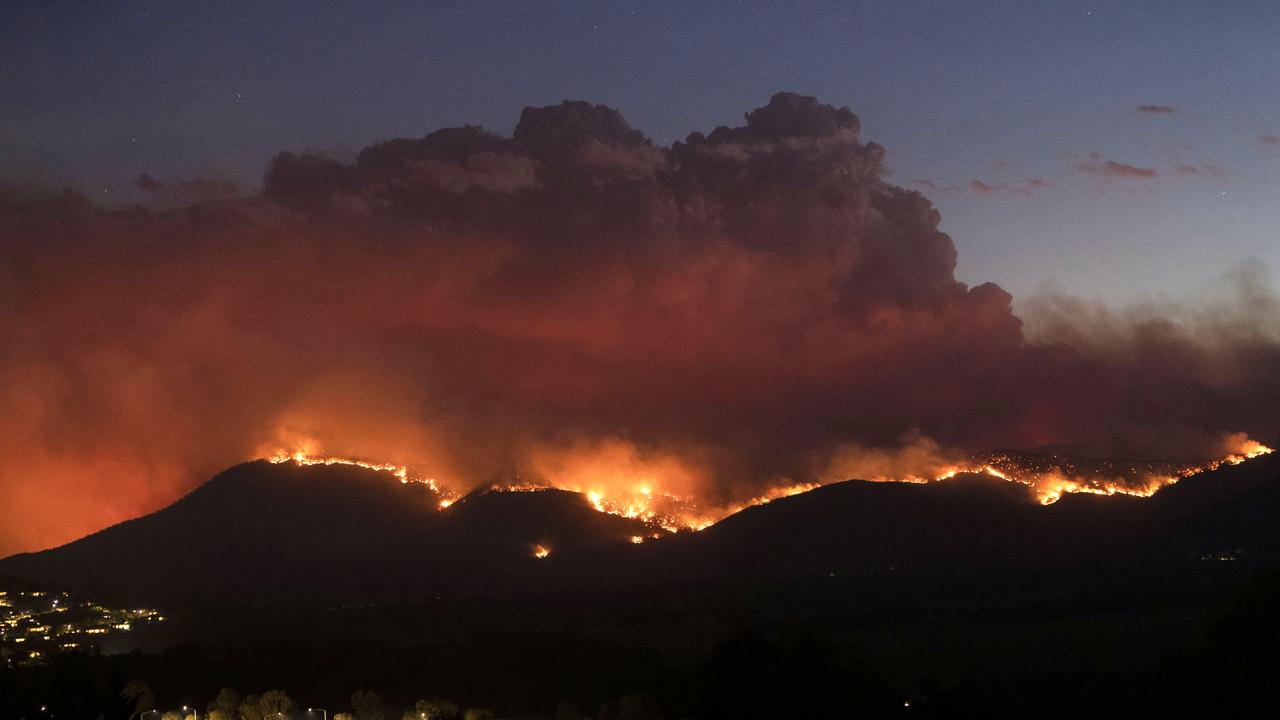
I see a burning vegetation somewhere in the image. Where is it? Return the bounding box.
[263,433,1273,533]
[922,438,1273,505]
[4,92,1279,558]
[266,447,449,497]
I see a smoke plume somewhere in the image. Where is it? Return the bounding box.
[1,93,1276,555]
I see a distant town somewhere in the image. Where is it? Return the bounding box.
[0,589,164,668]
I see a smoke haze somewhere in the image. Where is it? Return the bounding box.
[1,93,1276,555]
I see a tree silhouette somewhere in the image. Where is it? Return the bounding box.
[121,679,155,718]
[404,699,458,720]
[208,688,241,720]
[553,700,582,720]
[259,690,294,718]
[239,694,263,720]
[350,691,387,720]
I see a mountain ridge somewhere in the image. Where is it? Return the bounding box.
[2,452,1277,607]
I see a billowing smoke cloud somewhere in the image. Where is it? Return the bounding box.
[1,93,1276,555]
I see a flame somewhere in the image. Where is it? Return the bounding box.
[265,447,454,502]
[256,435,1272,533]
[1220,437,1272,465]
[882,439,1273,505]
[490,480,709,532]
[532,544,550,559]
[519,439,716,531]
[704,482,823,526]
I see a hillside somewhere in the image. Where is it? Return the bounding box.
[2,453,1277,607]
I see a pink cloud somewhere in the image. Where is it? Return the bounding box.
[1075,154,1157,179]
[911,179,958,193]
[966,177,1046,197]
[1175,163,1226,178]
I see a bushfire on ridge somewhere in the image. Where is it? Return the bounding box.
[5,93,1280,559]
[264,435,1273,532]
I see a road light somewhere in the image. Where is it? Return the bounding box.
[183,706,199,720]
[308,709,328,720]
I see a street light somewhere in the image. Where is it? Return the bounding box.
[183,706,199,720]
[308,708,328,720]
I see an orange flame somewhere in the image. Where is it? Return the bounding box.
[256,435,1273,532]
[265,446,453,500]
[880,438,1273,505]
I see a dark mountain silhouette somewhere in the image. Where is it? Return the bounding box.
[0,452,1277,607]
[625,451,1280,612]
[0,461,650,603]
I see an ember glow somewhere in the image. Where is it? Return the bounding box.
[3,92,1279,557]
[483,480,709,532]
[264,445,451,499]
[259,446,829,530]
[929,438,1274,505]
[257,434,1273,531]
[256,432,1271,531]
[832,432,1276,506]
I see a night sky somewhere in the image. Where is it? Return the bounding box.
[4,0,1278,302]
[2,2,1279,558]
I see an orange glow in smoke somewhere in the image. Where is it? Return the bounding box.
[257,435,1273,532]
[882,437,1274,505]
[265,445,453,500]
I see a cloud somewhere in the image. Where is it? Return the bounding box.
[1175,163,1226,177]
[967,178,1045,196]
[1075,153,1157,179]
[911,179,958,193]
[1135,105,1176,114]
[134,173,242,205]
[0,93,1274,557]
[134,173,165,193]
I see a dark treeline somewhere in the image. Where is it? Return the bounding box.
[5,568,1280,720]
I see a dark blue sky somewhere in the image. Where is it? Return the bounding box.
[4,0,1278,301]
